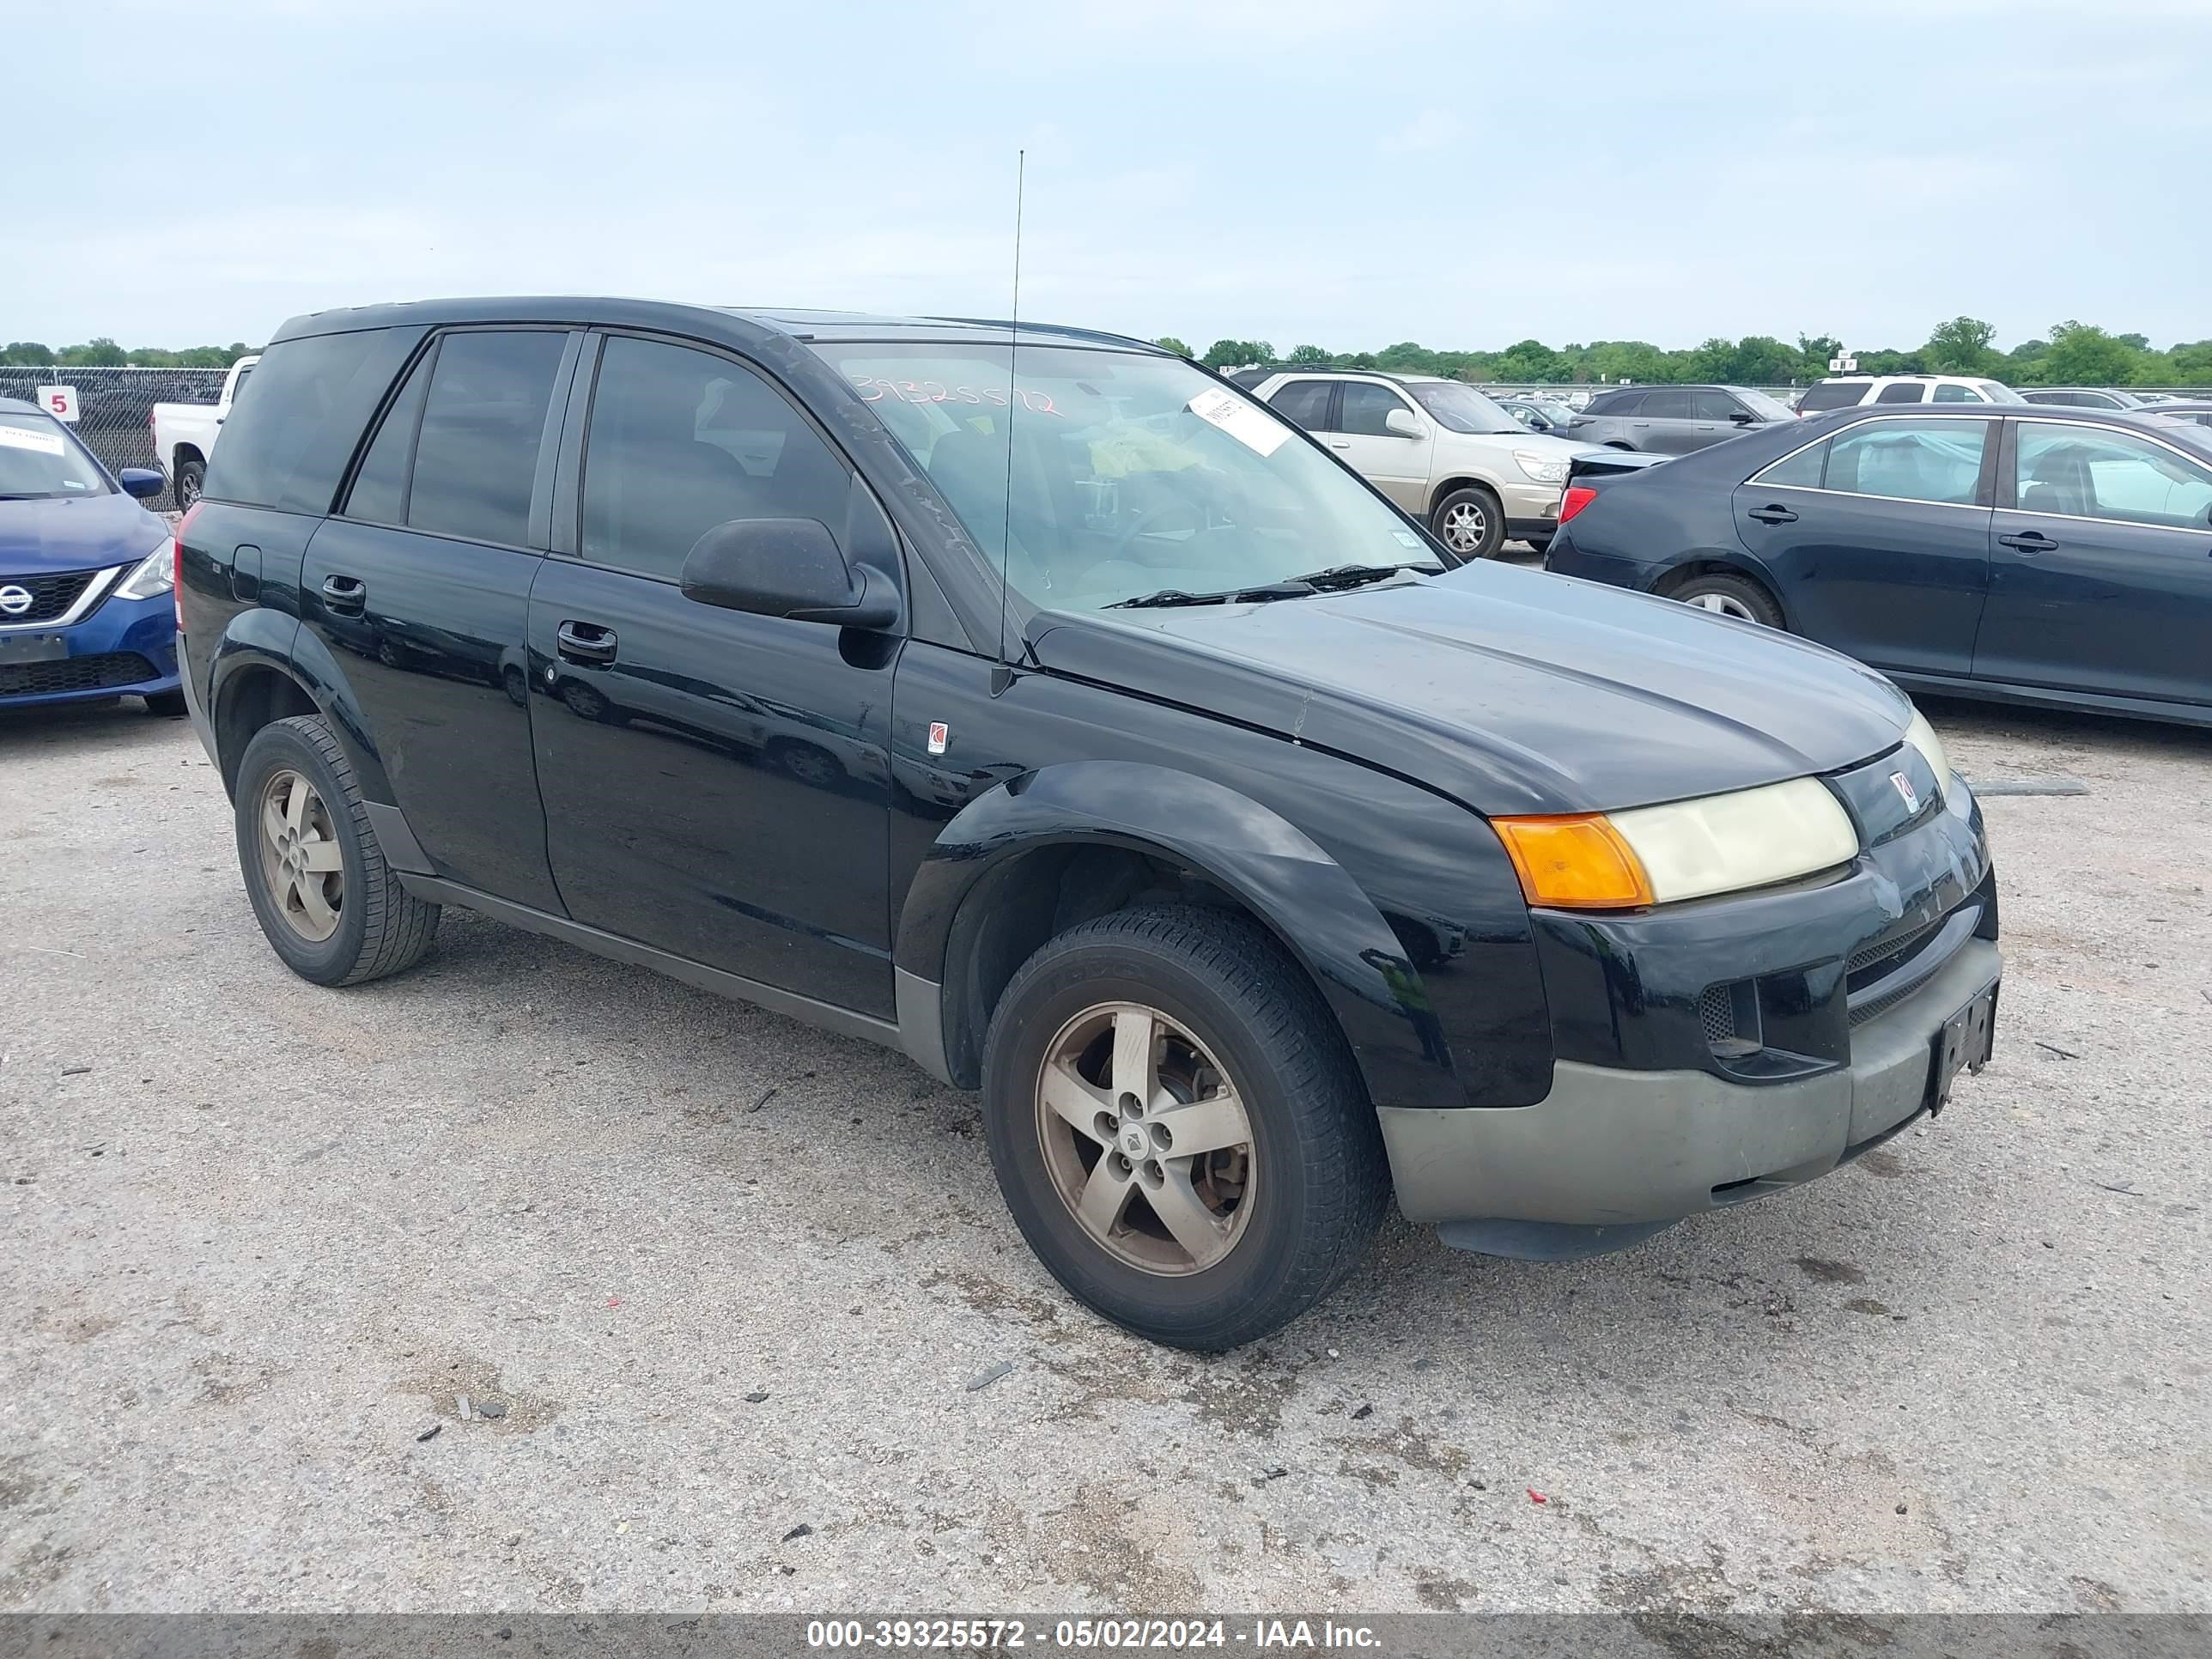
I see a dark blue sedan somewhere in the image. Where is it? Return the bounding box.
[0,397,182,714]
[1546,403,2212,726]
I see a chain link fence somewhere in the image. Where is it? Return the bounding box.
[0,367,230,510]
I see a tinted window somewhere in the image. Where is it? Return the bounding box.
[1932,383,1985,403]
[1796,382,1867,412]
[2015,422,2212,530]
[1874,382,1926,404]
[1752,441,1826,489]
[204,326,426,513]
[341,349,432,526]
[1339,382,1413,437]
[1586,389,1642,416]
[405,331,567,547]
[1825,418,1989,505]
[1267,380,1334,431]
[1689,389,1745,422]
[582,336,852,582]
[1639,388,1692,419]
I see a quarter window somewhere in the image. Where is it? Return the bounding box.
[581,336,853,582]
[1932,383,1984,403]
[1267,379,1335,432]
[1586,389,1643,416]
[404,331,568,547]
[1338,383,1413,437]
[2014,422,2212,530]
[202,326,424,513]
[1824,418,1990,505]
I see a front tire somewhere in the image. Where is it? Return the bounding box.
[1431,485,1505,560]
[981,905,1388,1351]
[233,714,439,986]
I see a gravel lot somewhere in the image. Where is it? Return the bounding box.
[2,690,2206,1616]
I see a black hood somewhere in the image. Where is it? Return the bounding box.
[1024,561,1913,817]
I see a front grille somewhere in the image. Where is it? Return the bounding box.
[0,653,158,696]
[0,568,97,624]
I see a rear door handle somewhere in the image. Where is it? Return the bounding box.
[319,574,366,616]
[557,620,617,665]
[1747,504,1798,525]
[1998,531,2058,555]
[1328,439,1351,450]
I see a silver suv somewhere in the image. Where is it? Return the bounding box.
[1559,384,1798,453]
[1249,371,1595,556]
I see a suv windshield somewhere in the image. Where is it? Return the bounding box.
[814,343,1441,611]
[1405,380,1518,434]
[1731,388,1798,421]
[0,411,110,501]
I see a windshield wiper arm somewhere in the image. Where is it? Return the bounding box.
[1279,562,1441,591]
[1106,580,1319,610]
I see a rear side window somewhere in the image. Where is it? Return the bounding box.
[1874,382,1925,404]
[1932,383,1985,403]
[1640,388,1692,419]
[404,331,568,547]
[1752,441,1826,489]
[1796,382,1865,412]
[204,326,425,513]
[1267,379,1335,431]
[580,336,853,582]
[1825,418,1990,505]
[342,349,434,526]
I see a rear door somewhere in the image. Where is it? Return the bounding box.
[1630,387,1703,453]
[1263,378,1337,434]
[528,331,899,1016]
[1974,418,2212,706]
[1327,382,1433,509]
[301,325,575,911]
[1730,414,1996,675]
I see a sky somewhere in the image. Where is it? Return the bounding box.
[11,0,2211,355]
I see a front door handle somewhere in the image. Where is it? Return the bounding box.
[556,620,617,665]
[1998,531,2058,555]
[1747,504,1798,525]
[319,574,366,616]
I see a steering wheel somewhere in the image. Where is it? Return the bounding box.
[1110,494,1211,562]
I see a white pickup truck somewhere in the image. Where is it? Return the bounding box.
[151,354,258,507]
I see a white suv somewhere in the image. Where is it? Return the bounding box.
[1796,374,2024,414]
[1248,371,1596,556]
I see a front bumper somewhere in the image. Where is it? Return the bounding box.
[0,586,179,708]
[1381,933,1998,1239]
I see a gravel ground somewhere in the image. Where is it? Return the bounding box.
[2,692,2206,1616]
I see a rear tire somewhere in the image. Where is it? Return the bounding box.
[1668,570,1785,629]
[174,458,205,510]
[981,904,1389,1351]
[1431,485,1506,560]
[233,714,439,987]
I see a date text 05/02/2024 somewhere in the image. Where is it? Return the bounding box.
[805,1618,1382,1650]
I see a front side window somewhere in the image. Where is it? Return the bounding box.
[813,343,1443,612]
[1339,382,1414,437]
[0,411,109,500]
[582,336,852,581]
[1266,379,1334,432]
[1825,417,1990,505]
[405,331,567,546]
[2014,422,2212,530]
[1689,389,1745,422]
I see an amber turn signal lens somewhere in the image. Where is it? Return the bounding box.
[1492,813,1656,909]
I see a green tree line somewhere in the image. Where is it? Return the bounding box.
[1,337,258,368]
[1152,318,2212,388]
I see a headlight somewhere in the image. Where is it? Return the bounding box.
[1513,448,1569,484]
[1902,706,1949,798]
[113,538,176,600]
[1493,776,1860,908]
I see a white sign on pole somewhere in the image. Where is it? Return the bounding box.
[35,385,80,422]
[1826,355,1858,374]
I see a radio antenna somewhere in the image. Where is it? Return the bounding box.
[997,148,1024,668]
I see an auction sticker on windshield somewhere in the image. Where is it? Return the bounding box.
[1188,386,1291,458]
[0,422,67,457]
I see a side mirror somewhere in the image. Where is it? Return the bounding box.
[117,467,164,500]
[1383,408,1423,439]
[1729,409,1755,424]
[679,518,900,630]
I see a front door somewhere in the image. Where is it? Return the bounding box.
[1328,381,1433,511]
[529,332,899,1017]
[1974,418,2212,707]
[1730,415,1996,677]
[298,325,574,912]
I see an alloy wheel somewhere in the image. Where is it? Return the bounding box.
[1034,1001,1258,1276]
[1440,501,1487,553]
[1685,592,1759,623]
[257,769,344,943]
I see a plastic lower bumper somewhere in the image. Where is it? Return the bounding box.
[1379,935,2000,1252]
[0,589,179,708]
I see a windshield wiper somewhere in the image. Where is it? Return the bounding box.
[1280,562,1441,590]
[1106,580,1318,610]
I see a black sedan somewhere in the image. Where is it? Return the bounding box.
[1546,404,2212,726]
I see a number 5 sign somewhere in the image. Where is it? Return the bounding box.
[36,385,80,423]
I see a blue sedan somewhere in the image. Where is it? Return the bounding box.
[1545,403,2212,727]
[0,397,182,714]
